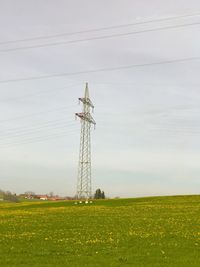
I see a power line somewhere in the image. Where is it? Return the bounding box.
[0,56,200,84]
[1,115,198,148]
[0,121,77,137]
[0,129,79,148]
[0,127,198,149]
[0,123,78,140]
[0,118,76,131]
[1,21,200,53]
[0,126,77,142]
[2,120,196,147]
[1,12,200,45]
[0,82,81,103]
[0,106,76,123]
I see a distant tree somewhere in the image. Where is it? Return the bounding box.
[49,191,54,198]
[94,188,101,199]
[0,189,4,200]
[101,191,105,199]
[94,189,106,199]
[24,191,35,197]
[3,191,19,202]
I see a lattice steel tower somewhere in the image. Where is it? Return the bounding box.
[75,83,96,199]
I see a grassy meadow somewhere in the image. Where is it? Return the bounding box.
[0,195,200,266]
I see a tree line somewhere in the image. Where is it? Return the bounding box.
[0,188,106,202]
[0,189,19,202]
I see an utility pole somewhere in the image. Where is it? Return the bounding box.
[75,83,96,199]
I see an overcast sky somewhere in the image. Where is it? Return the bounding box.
[0,0,200,197]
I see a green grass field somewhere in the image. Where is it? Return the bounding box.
[0,195,200,266]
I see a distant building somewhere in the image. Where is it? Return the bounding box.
[37,195,48,200]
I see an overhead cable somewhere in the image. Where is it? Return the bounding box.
[0,12,200,45]
[1,21,200,53]
[0,56,199,84]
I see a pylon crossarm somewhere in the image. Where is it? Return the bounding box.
[79,97,94,108]
[75,113,96,125]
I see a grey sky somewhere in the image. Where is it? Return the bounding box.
[0,0,200,197]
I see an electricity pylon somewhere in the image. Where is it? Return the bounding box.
[75,83,96,199]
